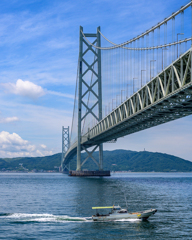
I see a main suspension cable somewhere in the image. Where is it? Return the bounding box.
[82,30,192,50]
[70,57,79,145]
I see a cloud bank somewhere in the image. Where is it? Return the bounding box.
[0,131,52,158]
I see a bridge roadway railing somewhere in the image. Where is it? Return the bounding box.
[64,48,192,164]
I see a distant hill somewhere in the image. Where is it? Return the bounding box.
[0,150,192,172]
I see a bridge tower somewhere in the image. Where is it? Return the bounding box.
[61,126,70,172]
[77,26,103,171]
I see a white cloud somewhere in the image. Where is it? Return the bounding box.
[2,79,45,99]
[0,117,19,123]
[0,131,52,158]
[1,79,75,100]
[40,144,47,149]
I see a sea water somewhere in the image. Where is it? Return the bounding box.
[0,172,192,239]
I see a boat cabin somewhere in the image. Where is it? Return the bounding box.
[112,205,127,213]
[92,205,128,217]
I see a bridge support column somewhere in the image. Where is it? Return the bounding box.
[97,26,103,171]
[78,144,103,170]
[77,26,83,171]
[76,26,103,172]
[99,144,103,170]
[62,163,70,173]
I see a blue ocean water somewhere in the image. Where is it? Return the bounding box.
[0,172,192,239]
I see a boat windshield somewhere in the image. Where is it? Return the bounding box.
[113,207,121,210]
[119,210,127,213]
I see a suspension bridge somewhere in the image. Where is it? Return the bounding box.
[61,1,192,175]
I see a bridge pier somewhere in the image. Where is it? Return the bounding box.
[69,170,110,177]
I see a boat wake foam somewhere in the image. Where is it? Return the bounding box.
[0,213,142,223]
[0,213,92,223]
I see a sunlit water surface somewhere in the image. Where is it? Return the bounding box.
[0,172,192,239]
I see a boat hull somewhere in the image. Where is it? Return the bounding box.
[92,209,157,221]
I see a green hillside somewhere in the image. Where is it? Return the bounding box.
[71,150,192,172]
[0,154,61,172]
[0,150,192,172]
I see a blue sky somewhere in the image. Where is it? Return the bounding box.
[0,0,192,161]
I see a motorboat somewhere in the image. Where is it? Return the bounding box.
[92,205,157,221]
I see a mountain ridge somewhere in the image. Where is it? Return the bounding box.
[0,149,192,172]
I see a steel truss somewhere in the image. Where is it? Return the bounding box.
[64,48,192,164]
